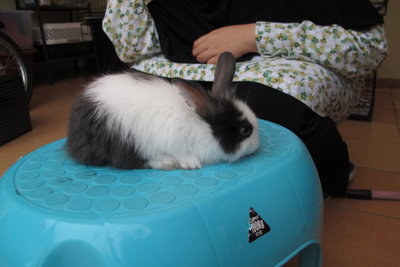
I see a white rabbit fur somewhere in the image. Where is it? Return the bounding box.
[67,52,259,170]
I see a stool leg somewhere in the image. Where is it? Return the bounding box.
[298,242,322,267]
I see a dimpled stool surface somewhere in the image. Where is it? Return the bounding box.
[0,120,323,267]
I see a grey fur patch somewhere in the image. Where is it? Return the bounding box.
[66,94,147,169]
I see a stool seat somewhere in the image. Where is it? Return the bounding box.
[0,120,323,267]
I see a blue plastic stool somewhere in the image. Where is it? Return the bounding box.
[0,120,323,267]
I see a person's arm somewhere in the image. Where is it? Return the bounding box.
[192,24,258,65]
[255,20,388,77]
[102,0,162,63]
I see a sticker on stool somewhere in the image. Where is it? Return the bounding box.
[248,207,271,242]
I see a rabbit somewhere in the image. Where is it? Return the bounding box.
[66,52,259,170]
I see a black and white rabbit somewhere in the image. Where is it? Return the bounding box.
[67,52,259,170]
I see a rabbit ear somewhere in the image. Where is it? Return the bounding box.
[211,52,236,99]
[172,78,217,117]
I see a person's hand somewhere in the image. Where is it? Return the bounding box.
[192,23,257,64]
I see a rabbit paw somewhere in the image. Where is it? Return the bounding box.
[178,155,202,170]
[148,155,181,170]
[148,154,202,170]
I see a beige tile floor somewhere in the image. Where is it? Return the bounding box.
[1,76,400,266]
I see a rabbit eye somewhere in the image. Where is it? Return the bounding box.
[239,126,252,136]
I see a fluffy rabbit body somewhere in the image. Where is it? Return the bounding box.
[67,52,259,170]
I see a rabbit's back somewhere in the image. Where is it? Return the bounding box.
[67,73,215,169]
[84,73,206,144]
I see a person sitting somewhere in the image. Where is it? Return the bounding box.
[102,0,388,197]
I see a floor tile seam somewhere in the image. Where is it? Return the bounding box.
[342,136,400,145]
[341,121,400,130]
[28,124,68,135]
[341,121,400,131]
[340,122,398,129]
[328,206,400,221]
[340,132,400,144]
[352,166,400,176]
[351,164,400,174]
[394,110,400,134]
[341,133,400,143]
